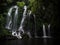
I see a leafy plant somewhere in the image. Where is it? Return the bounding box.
[17,2,25,8]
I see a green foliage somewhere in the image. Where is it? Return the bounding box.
[7,0,13,3]
[29,0,35,4]
[17,2,25,8]
[0,14,11,37]
[28,0,43,13]
[31,1,37,13]
[28,0,36,13]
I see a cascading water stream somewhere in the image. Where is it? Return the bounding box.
[11,6,18,37]
[42,24,52,38]
[33,14,38,38]
[18,5,27,31]
[5,5,19,37]
[26,11,32,38]
[5,5,33,39]
[5,6,13,29]
[48,24,52,38]
[5,5,42,39]
[17,5,27,38]
[42,24,47,38]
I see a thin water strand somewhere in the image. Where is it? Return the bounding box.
[5,6,14,29]
[42,24,47,38]
[17,5,27,39]
[47,24,52,38]
[27,11,32,38]
[18,6,27,33]
[11,6,19,37]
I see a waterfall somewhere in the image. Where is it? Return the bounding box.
[27,11,32,38]
[48,24,50,36]
[17,5,27,38]
[42,24,48,38]
[48,24,52,38]
[5,5,45,39]
[5,5,19,37]
[42,24,52,38]
[43,24,46,36]
[5,5,33,39]
[5,6,13,29]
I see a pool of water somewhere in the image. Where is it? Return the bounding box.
[0,38,55,45]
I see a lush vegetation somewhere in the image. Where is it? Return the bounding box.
[0,0,59,38]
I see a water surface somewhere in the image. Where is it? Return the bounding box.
[0,38,54,45]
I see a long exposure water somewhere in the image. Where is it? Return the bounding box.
[0,38,54,45]
[5,5,33,39]
[5,4,52,41]
[42,24,47,38]
[42,24,52,38]
[0,0,59,45]
[5,5,20,38]
[18,5,27,39]
[48,24,51,37]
